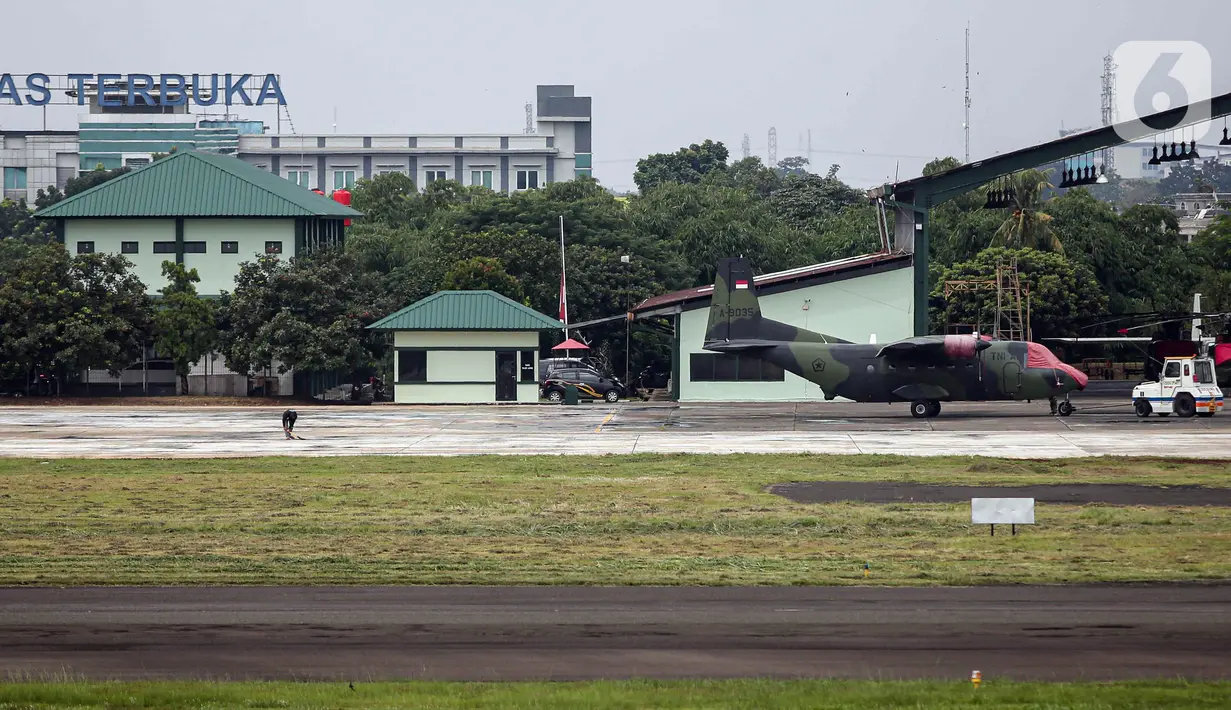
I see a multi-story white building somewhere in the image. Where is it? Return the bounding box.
[0,84,593,204]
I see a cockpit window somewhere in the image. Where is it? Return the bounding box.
[1195,360,1215,384]
[1164,362,1181,379]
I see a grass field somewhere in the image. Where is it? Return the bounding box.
[1,455,1229,586]
[0,679,1228,709]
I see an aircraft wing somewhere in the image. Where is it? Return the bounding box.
[876,336,989,360]
[703,339,779,352]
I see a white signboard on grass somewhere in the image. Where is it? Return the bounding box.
[971,498,1035,525]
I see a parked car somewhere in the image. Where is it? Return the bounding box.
[541,368,625,403]
[538,357,595,381]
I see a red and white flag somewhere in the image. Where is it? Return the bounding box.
[559,271,568,324]
[735,279,749,290]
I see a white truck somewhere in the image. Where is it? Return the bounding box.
[1132,356,1224,418]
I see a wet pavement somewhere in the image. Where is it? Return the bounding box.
[0,399,1227,459]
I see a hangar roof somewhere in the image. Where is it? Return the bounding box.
[632,251,912,317]
[368,290,564,331]
[35,149,362,219]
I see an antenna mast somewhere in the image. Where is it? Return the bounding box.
[1100,53,1118,174]
[964,22,971,163]
[767,127,778,169]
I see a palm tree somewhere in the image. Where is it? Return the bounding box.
[991,169,1063,253]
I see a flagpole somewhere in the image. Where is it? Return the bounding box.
[559,214,568,339]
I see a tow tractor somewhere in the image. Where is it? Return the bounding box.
[1132,356,1224,418]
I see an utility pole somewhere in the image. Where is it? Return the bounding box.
[964,22,971,163]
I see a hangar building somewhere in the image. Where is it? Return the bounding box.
[631,252,914,402]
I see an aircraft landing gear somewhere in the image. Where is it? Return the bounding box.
[1050,396,1074,417]
[911,400,941,418]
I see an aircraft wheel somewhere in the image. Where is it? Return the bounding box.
[1057,401,1074,417]
[1134,399,1152,418]
[910,401,930,418]
[927,401,942,417]
[1175,393,1197,418]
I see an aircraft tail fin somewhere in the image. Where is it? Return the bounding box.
[705,257,763,344]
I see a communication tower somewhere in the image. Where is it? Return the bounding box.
[767,127,777,168]
[1100,53,1118,174]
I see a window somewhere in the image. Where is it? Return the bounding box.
[153,242,176,254]
[1196,360,1215,384]
[265,241,283,254]
[286,170,311,187]
[121,241,139,254]
[397,350,427,383]
[1164,362,1181,379]
[124,157,150,168]
[333,169,356,190]
[574,154,592,169]
[76,241,94,254]
[575,169,592,179]
[376,167,405,176]
[221,241,238,254]
[425,170,447,185]
[183,241,206,254]
[520,351,536,382]
[690,353,784,382]
[3,167,27,190]
[516,170,539,190]
[470,170,493,189]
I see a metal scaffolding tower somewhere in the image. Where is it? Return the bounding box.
[942,258,1031,340]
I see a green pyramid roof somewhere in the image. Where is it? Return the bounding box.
[368,291,563,331]
[34,150,362,219]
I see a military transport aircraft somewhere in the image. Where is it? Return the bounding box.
[703,257,1088,417]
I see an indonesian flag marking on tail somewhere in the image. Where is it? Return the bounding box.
[735,279,749,290]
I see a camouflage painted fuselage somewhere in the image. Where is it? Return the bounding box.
[702,256,1086,403]
[709,338,1081,402]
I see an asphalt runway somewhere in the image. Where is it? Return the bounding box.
[1,586,1227,681]
[2,399,1230,459]
[770,482,1231,506]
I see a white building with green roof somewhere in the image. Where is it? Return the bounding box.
[369,291,563,404]
[34,149,360,296]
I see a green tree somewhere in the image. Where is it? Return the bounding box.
[725,156,782,197]
[64,252,154,378]
[218,249,376,377]
[441,257,526,303]
[992,169,1062,253]
[633,139,729,193]
[350,172,419,227]
[64,165,131,197]
[34,186,64,211]
[153,261,216,394]
[931,247,1107,339]
[776,155,809,176]
[0,244,151,389]
[766,166,864,232]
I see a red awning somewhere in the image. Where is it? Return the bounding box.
[552,338,590,350]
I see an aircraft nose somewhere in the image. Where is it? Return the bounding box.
[1058,364,1088,390]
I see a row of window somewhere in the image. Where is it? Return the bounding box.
[396,350,537,384]
[689,353,785,382]
[286,169,542,190]
[77,241,283,255]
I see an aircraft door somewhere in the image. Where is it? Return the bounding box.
[1001,360,1022,397]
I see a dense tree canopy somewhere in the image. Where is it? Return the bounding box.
[154,262,217,393]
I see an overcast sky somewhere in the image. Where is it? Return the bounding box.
[3,0,1229,191]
